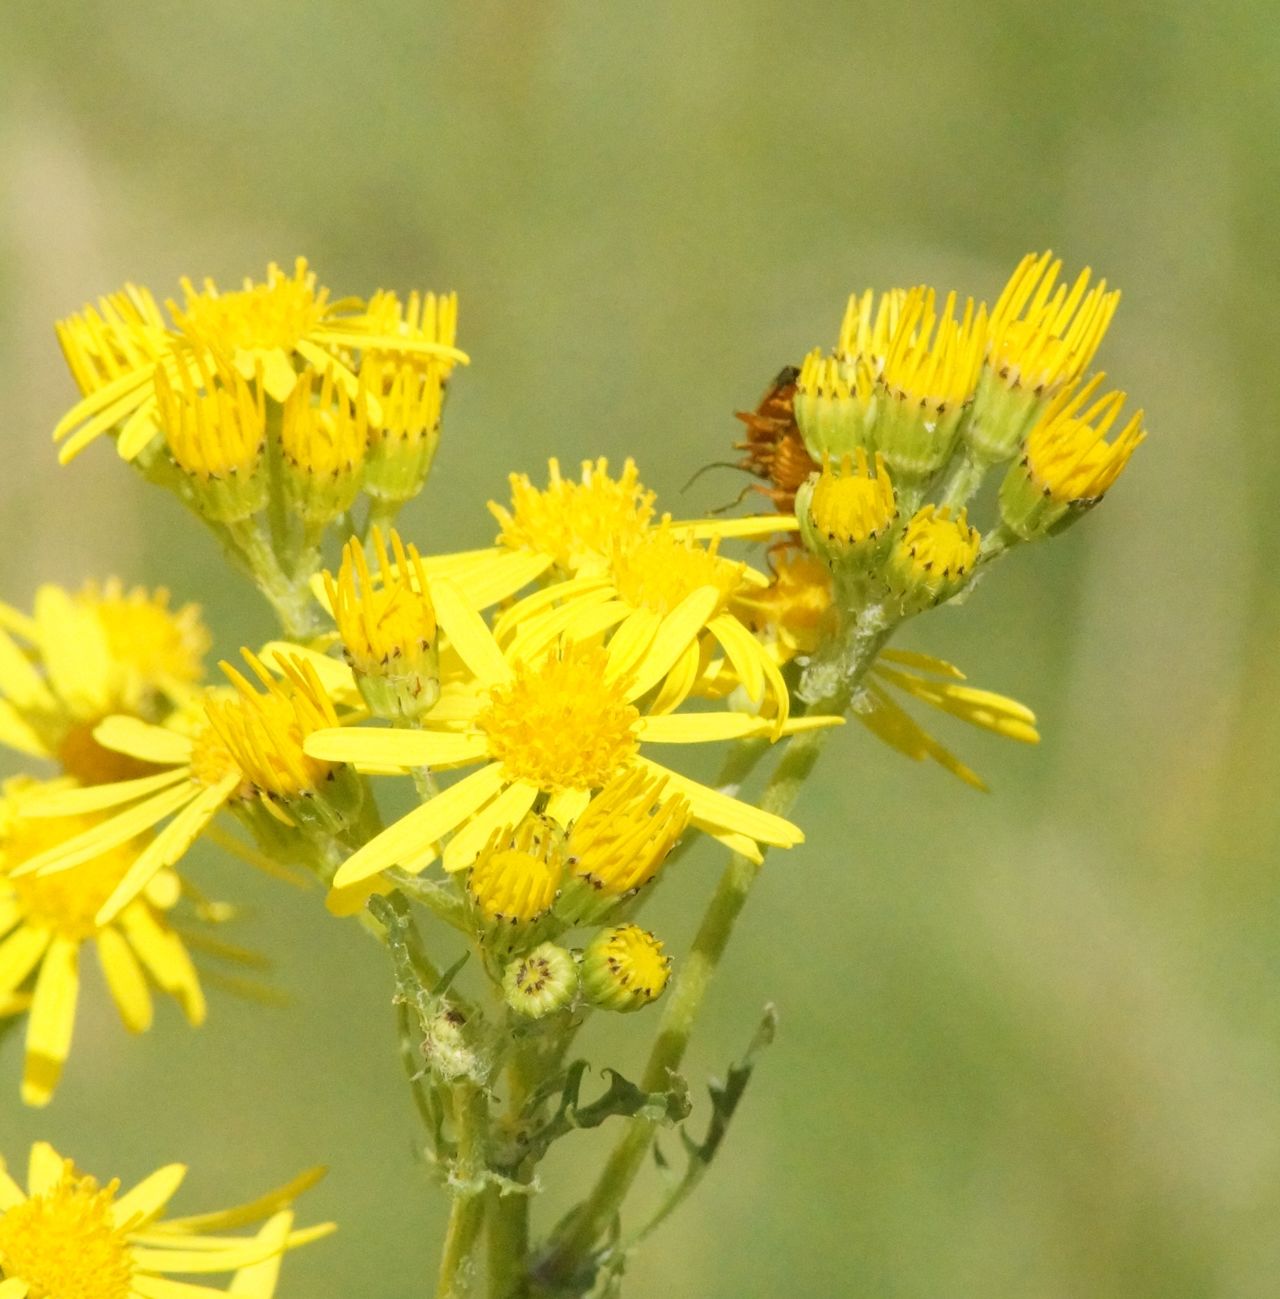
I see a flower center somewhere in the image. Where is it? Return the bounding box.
[807,450,896,546]
[4,809,136,939]
[83,581,209,699]
[896,506,980,581]
[175,267,323,355]
[611,526,741,617]
[478,645,639,792]
[491,458,654,574]
[0,1169,133,1299]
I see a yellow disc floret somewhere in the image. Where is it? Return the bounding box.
[478,644,639,792]
[611,522,743,617]
[0,1164,134,1299]
[837,287,907,377]
[490,458,655,574]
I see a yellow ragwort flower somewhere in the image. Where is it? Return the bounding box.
[987,250,1119,397]
[0,582,208,785]
[491,518,792,725]
[10,652,349,926]
[886,504,981,612]
[305,577,839,891]
[0,1140,331,1299]
[801,448,897,566]
[0,778,204,1106]
[53,257,467,463]
[325,528,440,720]
[279,366,369,525]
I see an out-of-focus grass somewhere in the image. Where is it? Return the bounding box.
[2,4,1279,1295]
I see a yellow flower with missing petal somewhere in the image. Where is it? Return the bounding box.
[0,582,208,785]
[0,778,204,1106]
[0,1140,331,1298]
[305,577,839,891]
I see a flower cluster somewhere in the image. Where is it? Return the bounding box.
[8,252,1146,1295]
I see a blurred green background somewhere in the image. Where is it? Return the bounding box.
[3,3,1279,1295]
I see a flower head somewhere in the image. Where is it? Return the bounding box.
[468,813,564,926]
[502,942,579,1018]
[0,778,205,1105]
[0,582,208,784]
[0,1140,330,1297]
[800,449,897,567]
[11,651,353,926]
[279,366,368,524]
[325,529,439,719]
[886,505,981,612]
[580,924,671,1012]
[305,577,834,893]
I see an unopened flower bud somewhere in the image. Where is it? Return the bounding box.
[886,505,980,614]
[502,942,579,1018]
[797,449,897,574]
[580,925,671,1013]
[467,814,564,956]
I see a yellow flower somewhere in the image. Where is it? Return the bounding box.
[0,778,204,1106]
[10,652,351,927]
[324,528,439,720]
[419,458,800,616]
[0,1140,331,1298]
[988,250,1119,397]
[885,505,981,612]
[580,924,671,1012]
[52,257,468,464]
[491,519,793,725]
[800,448,897,567]
[837,288,908,378]
[305,577,839,891]
[733,551,837,659]
[0,582,208,785]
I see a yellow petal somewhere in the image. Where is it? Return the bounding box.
[304,726,490,771]
[621,587,720,700]
[158,1166,326,1233]
[22,936,79,1107]
[636,758,804,847]
[442,778,539,872]
[22,767,189,817]
[28,1140,66,1195]
[332,763,507,888]
[432,579,513,686]
[97,925,155,1033]
[118,907,207,1026]
[0,627,54,712]
[671,514,800,540]
[95,715,196,766]
[637,712,771,743]
[0,925,52,994]
[112,1163,187,1231]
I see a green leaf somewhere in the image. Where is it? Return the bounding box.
[633,1003,777,1245]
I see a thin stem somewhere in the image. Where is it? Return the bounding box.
[437,1084,490,1299]
[533,687,852,1287]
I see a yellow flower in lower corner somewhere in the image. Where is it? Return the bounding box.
[0,581,208,784]
[306,578,840,894]
[9,651,353,928]
[0,778,204,1106]
[0,1141,331,1298]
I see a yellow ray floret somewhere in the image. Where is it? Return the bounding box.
[882,287,987,413]
[1022,375,1146,503]
[0,1140,331,1299]
[837,288,908,376]
[304,577,841,889]
[0,581,208,784]
[0,778,204,1106]
[988,250,1119,396]
[52,256,468,463]
[12,651,351,925]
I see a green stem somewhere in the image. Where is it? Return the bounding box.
[937,448,988,513]
[437,1084,490,1299]
[533,687,853,1287]
[487,1183,530,1299]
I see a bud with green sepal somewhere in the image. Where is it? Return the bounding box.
[154,355,269,524]
[581,924,671,1013]
[556,769,689,926]
[998,376,1145,541]
[886,505,981,615]
[793,349,877,460]
[467,813,565,958]
[796,448,898,591]
[875,288,986,488]
[362,358,444,506]
[324,528,440,721]
[279,368,367,532]
[502,942,580,1019]
[965,251,1119,466]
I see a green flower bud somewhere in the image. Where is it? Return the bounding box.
[502,943,579,1019]
[581,925,671,1013]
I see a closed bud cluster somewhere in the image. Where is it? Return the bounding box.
[502,942,579,1019]
[580,924,671,1013]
